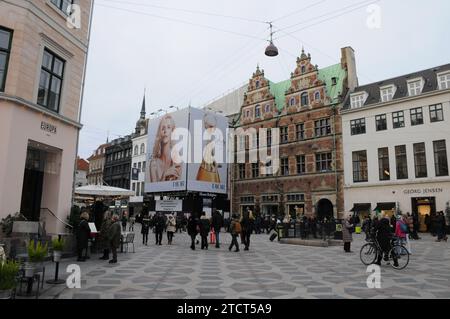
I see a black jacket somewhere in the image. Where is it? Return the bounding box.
[187,216,199,236]
[152,215,165,232]
[200,217,211,236]
[211,212,223,231]
[76,219,90,249]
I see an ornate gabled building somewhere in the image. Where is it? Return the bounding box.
[231,47,358,220]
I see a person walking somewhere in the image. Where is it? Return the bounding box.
[424,214,430,233]
[108,214,121,264]
[395,214,409,253]
[166,214,176,245]
[153,212,165,245]
[76,212,90,262]
[141,215,150,245]
[362,216,371,241]
[436,211,448,242]
[99,211,112,260]
[121,212,128,232]
[129,215,136,232]
[199,212,211,250]
[240,208,255,251]
[187,213,199,250]
[342,214,354,253]
[211,210,224,248]
[229,214,241,252]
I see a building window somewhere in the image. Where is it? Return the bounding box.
[255,80,260,89]
[410,107,423,126]
[138,162,141,171]
[375,114,387,131]
[264,160,273,176]
[315,118,331,137]
[142,161,146,173]
[140,143,145,154]
[289,97,296,107]
[413,143,427,178]
[238,164,246,179]
[267,129,272,146]
[392,111,405,129]
[281,158,289,176]
[350,93,365,108]
[132,183,136,192]
[395,145,408,180]
[136,182,140,196]
[287,194,305,202]
[408,80,422,96]
[296,123,305,141]
[255,105,261,118]
[265,104,271,113]
[301,92,309,106]
[37,49,65,112]
[50,0,74,15]
[252,163,259,178]
[434,140,448,177]
[133,163,137,168]
[296,155,306,175]
[134,145,138,155]
[0,27,13,92]
[350,118,366,135]
[429,104,444,122]
[352,151,368,183]
[314,91,320,101]
[378,147,390,181]
[301,65,306,74]
[380,86,395,102]
[316,153,332,172]
[438,72,450,90]
[280,126,289,144]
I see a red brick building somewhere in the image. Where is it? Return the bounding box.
[231,47,358,220]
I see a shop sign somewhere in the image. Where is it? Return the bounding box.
[403,188,444,195]
[156,200,182,212]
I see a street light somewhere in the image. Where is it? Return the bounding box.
[265,22,279,57]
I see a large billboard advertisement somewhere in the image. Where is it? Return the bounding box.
[187,107,228,194]
[144,107,228,194]
[145,108,189,193]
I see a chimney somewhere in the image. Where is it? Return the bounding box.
[341,46,358,91]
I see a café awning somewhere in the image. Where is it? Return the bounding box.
[374,202,396,211]
[350,203,371,212]
[75,185,134,197]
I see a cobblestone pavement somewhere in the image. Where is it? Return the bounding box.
[34,227,450,299]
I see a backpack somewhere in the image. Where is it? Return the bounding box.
[400,222,408,234]
[234,221,242,234]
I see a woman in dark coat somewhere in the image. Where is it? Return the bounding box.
[76,212,91,262]
[187,213,199,250]
[342,214,354,253]
[99,211,112,260]
[108,215,122,263]
[141,215,150,245]
[199,212,211,250]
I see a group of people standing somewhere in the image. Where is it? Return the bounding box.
[140,212,177,246]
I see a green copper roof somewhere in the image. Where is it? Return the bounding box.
[269,79,291,112]
[318,63,347,104]
[267,63,346,111]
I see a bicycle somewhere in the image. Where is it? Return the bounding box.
[360,233,410,270]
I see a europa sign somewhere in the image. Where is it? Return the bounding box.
[41,121,57,134]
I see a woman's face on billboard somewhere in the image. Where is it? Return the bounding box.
[160,117,173,144]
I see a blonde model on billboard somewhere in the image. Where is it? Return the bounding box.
[149,114,182,182]
[196,113,221,183]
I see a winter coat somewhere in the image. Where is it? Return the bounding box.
[376,218,393,252]
[141,219,150,235]
[76,219,90,249]
[166,217,176,233]
[187,216,199,236]
[230,219,240,235]
[240,211,254,232]
[395,220,408,239]
[342,220,353,243]
[211,211,224,232]
[199,216,211,236]
[152,215,165,232]
[98,218,113,250]
[109,221,122,249]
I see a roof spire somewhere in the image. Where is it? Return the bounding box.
[140,88,146,119]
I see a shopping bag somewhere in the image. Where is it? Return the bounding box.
[355,226,362,234]
[269,229,278,242]
[209,231,216,244]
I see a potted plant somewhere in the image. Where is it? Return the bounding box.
[25,241,48,277]
[0,260,20,299]
[51,238,65,262]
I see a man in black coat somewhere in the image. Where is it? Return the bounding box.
[76,212,90,262]
[187,213,199,250]
[199,212,211,250]
[211,210,224,248]
[141,216,150,245]
[375,217,398,267]
[152,212,165,245]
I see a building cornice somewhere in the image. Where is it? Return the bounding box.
[341,88,450,115]
[0,93,82,129]
[344,177,450,190]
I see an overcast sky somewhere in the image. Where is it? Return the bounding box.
[78,0,450,159]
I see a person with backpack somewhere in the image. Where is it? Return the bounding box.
[229,214,241,252]
[199,212,210,250]
[240,208,255,251]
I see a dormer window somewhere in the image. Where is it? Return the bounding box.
[301,65,306,74]
[314,91,321,101]
[350,92,367,109]
[408,79,423,96]
[438,72,450,90]
[265,104,271,113]
[255,80,260,89]
[289,97,296,107]
[331,77,337,86]
[380,85,396,102]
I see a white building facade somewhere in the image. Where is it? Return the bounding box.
[129,95,148,216]
[342,64,450,231]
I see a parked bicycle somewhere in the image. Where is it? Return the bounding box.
[360,233,410,270]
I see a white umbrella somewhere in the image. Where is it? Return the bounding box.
[75,185,134,197]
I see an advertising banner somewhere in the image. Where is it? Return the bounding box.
[155,200,183,212]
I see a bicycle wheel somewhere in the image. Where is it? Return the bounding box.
[389,245,409,270]
[360,243,377,265]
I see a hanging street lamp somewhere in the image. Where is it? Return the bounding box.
[265,22,278,57]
